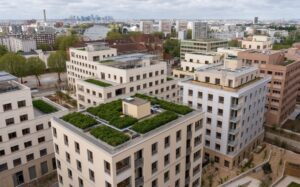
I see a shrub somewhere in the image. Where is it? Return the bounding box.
[132,111,178,134]
[262,162,272,174]
[90,126,130,146]
[85,79,112,87]
[33,100,58,114]
[134,94,193,115]
[62,112,97,129]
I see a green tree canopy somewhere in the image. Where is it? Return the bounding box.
[187,29,192,39]
[0,45,8,57]
[106,31,123,40]
[228,39,240,47]
[0,53,27,82]
[26,57,46,86]
[54,35,79,51]
[163,39,180,58]
[48,50,67,82]
[37,43,52,51]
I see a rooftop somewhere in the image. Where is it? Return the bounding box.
[0,72,22,94]
[56,95,197,154]
[123,97,149,106]
[182,38,227,43]
[85,79,112,87]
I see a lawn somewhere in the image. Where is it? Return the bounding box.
[85,79,112,87]
[90,126,130,146]
[87,100,138,129]
[61,112,98,129]
[33,100,58,114]
[132,111,178,134]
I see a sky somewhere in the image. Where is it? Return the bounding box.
[0,0,299,20]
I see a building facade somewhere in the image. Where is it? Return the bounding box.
[140,21,154,34]
[158,20,172,34]
[241,35,273,50]
[192,22,208,40]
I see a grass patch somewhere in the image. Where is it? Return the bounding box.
[61,112,97,129]
[85,79,112,87]
[33,100,58,114]
[288,182,300,187]
[134,94,193,115]
[87,100,138,129]
[132,111,178,134]
[90,126,130,146]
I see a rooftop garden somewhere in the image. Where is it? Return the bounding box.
[283,60,295,66]
[167,77,173,81]
[87,100,138,129]
[288,182,300,187]
[61,112,98,129]
[90,126,130,146]
[134,94,193,115]
[85,79,112,87]
[132,111,178,134]
[33,100,58,114]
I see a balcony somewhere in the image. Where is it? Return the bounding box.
[187,131,192,139]
[116,165,131,175]
[186,162,191,170]
[135,176,144,186]
[185,177,190,186]
[134,158,144,168]
[231,103,242,110]
[228,140,237,147]
[230,115,240,123]
[228,128,239,135]
[186,147,192,154]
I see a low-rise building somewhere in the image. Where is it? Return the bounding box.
[52,95,205,187]
[140,21,154,34]
[241,35,273,50]
[158,20,172,34]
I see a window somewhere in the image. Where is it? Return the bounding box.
[28,166,36,180]
[215,144,221,150]
[40,148,47,157]
[175,163,180,174]
[77,160,82,171]
[5,118,14,126]
[89,169,95,182]
[176,130,181,142]
[55,144,59,154]
[105,181,112,187]
[0,163,8,172]
[164,154,170,166]
[3,103,12,111]
[78,177,84,187]
[188,89,193,96]
[20,114,28,122]
[208,94,213,101]
[87,150,93,163]
[24,141,32,148]
[152,161,157,174]
[57,159,61,169]
[195,119,203,131]
[75,141,80,153]
[217,121,222,128]
[36,124,43,131]
[8,132,17,139]
[206,117,211,124]
[216,132,222,139]
[64,135,69,146]
[152,179,157,187]
[164,136,170,148]
[52,127,57,137]
[18,100,26,108]
[66,152,71,163]
[68,168,72,179]
[152,143,158,155]
[224,160,230,167]
[38,136,45,143]
[218,109,223,116]
[176,147,181,158]
[26,153,34,161]
[104,161,110,174]
[41,161,48,175]
[13,171,24,185]
[193,150,201,161]
[214,156,220,163]
[13,158,22,166]
[219,96,224,103]
[59,175,63,184]
[175,179,180,187]
[21,128,30,135]
[116,157,131,175]
[0,150,5,156]
[164,171,169,182]
[198,92,202,98]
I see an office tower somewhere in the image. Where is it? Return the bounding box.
[192,22,208,40]
[139,21,154,34]
[52,95,204,187]
[241,35,273,50]
[179,58,271,169]
[253,17,258,24]
[43,9,47,22]
[175,20,188,32]
[0,72,68,186]
[158,20,172,34]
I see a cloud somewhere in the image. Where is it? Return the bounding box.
[0,0,299,20]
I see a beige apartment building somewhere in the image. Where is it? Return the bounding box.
[158,20,172,34]
[179,58,271,169]
[52,96,205,187]
[140,21,154,34]
[241,35,273,50]
[67,43,180,109]
[180,39,228,59]
[0,72,68,187]
[238,49,300,125]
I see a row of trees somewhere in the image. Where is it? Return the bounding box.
[0,51,66,86]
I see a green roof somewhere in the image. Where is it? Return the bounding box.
[85,79,112,87]
[33,100,58,114]
[61,112,98,129]
[90,126,130,146]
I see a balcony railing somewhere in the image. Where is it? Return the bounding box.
[228,140,237,147]
[116,165,131,175]
[135,176,144,186]
[228,128,239,135]
[230,115,240,123]
[134,158,144,168]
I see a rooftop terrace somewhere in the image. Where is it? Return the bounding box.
[56,95,196,153]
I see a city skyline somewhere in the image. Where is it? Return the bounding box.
[0,0,300,20]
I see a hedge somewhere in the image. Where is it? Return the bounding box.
[132,111,178,134]
[61,112,97,129]
[33,100,58,114]
[87,100,137,129]
[134,94,193,115]
[85,79,112,87]
[90,126,130,146]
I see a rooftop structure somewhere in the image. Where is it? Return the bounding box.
[241,35,273,50]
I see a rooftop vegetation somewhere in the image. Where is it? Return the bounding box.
[61,112,97,129]
[85,79,112,87]
[33,100,58,114]
[134,94,193,115]
[132,111,178,134]
[87,100,138,129]
[90,126,130,146]
[167,77,173,81]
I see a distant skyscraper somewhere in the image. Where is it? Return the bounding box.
[192,22,208,40]
[43,9,47,22]
[253,17,258,24]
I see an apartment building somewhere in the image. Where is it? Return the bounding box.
[180,39,228,59]
[192,22,208,40]
[173,52,224,78]
[140,21,154,34]
[0,72,68,187]
[175,20,188,32]
[158,20,172,34]
[238,49,300,125]
[241,35,273,50]
[52,95,205,187]
[179,58,271,169]
[217,47,247,58]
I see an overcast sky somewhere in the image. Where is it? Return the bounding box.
[0,0,299,20]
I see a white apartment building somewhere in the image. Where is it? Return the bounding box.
[139,21,154,34]
[175,20,188,32]
[52,95,205,187]
[192,22,208,40]
[9,36,37,53]
[67,43,180,109]
[0,72,68,187]
[173,52,224,78]
[158,20,172,34]
[241,35,273,50]
[179,58,271,169]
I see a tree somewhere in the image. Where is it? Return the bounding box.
[163,39,180,58]
[37,43,52,51]
[106,31,123,40]
[0,53,27,83]
[48,51,67,82]
[54,35,79,51]
[187,29,192,39]
[229,39,240,47]
[26,57,46,86]
[0,45,8,57]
